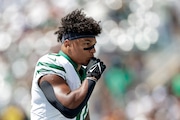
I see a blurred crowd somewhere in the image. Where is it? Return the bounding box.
[0,0,180,120]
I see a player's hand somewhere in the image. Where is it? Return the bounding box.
[86,57,106,81]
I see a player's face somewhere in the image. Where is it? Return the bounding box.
[70,38,97,65]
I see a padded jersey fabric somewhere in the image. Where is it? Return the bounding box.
[31,51,88,120]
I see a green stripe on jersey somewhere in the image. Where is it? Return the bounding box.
[76,104,88,120]
[76,111,81,120]
[37,68,55,74]
[83,104,88,119]
[37,62,66,73]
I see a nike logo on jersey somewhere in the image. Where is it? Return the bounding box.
[48,57,56,62]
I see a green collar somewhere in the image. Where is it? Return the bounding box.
[58,51,78,69]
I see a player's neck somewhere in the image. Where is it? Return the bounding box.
[61,48,81,71]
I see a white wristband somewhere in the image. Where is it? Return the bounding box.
[86,77,97,82]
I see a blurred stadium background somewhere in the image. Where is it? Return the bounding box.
[0,0,180,120]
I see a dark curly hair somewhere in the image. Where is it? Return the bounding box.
[54,9,102,42]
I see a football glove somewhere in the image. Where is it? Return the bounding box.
[86,57,106,81]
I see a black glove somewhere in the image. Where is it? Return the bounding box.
[86,57,106,81]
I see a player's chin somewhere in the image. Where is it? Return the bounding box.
[83,58,92,66]
[83,61,89,66]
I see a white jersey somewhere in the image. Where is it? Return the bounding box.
[31,51,88,120]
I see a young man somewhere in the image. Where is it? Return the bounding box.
[31,9,106,120]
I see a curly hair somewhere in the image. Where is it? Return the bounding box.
[54,9,102,42]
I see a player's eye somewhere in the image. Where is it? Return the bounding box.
[84,42,90,46]
[83,44,95,50]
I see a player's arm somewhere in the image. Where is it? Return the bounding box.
[39,74,89,109]
[38,57,106,118]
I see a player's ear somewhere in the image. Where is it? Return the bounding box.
[63,39,71,48]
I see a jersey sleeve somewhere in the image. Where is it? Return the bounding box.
[34,54,66,81]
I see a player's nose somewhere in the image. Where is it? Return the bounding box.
[90,47,96,53]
